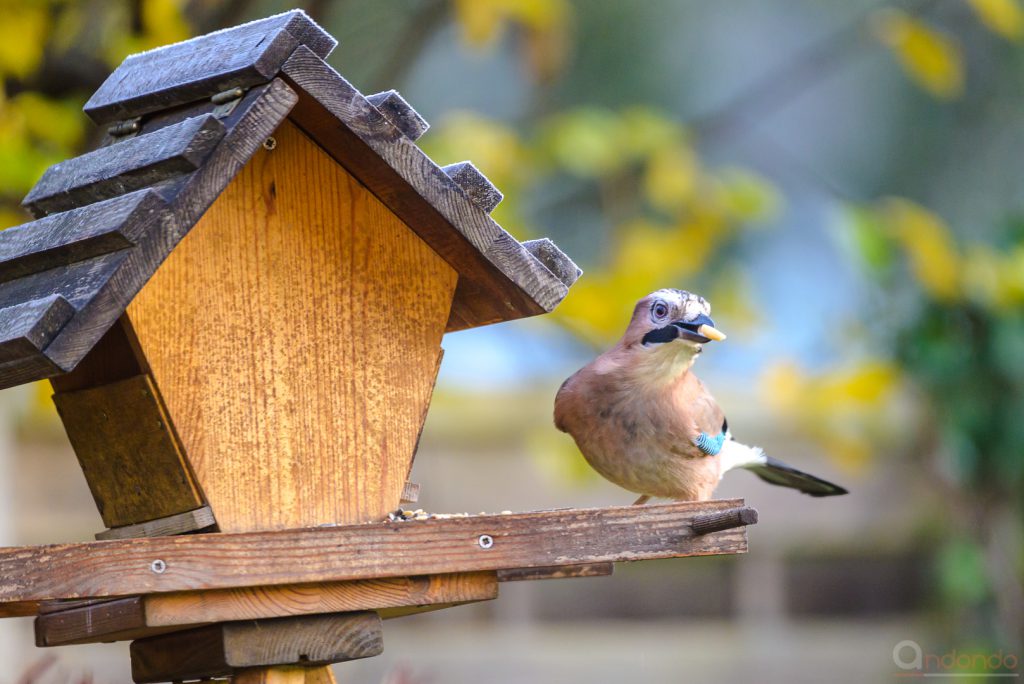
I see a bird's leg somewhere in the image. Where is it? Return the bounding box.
[632,494,651,505]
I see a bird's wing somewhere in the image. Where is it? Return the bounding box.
[673,373,728,456]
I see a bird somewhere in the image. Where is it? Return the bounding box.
[554,288,847,504]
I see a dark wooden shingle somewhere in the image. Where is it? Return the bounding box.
[23,116,226,217]
[84,10,334,125]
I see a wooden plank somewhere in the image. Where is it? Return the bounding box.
[0,295,74,364]
[129,612,382,683]
[0,191,157,283]
[23,115,226,216]
[523,238,582,288]
[84,10,334,125]
[127,119,458,533]
[280,46,574,331]
[52,373,204,528]
[41,80,297,376]
[497,562,614,582]
[0,500,752,603]
[36,597,160,646]
[36,572,497,646]
[0,601,39,618]
[399,482,420,504]
[691,506,759,535]
[366,90,429,141]
[95,506,216,541]
[148,571,497,627]
[442,161,503,214]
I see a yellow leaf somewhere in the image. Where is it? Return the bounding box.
[872,9,963,99]
[13,92,86,150]
[759,360,902,472]
[962,244,1002,306]
[0,207,28,231]
[542,108,625,177]
[0,5,49,79]
[969,0,1024,40]
[643,144,697,213]
[453,0,508,48]
[505,0,569,31]
[143,0,191,47]
[712,167,782,223]
[880,198,961,301]
[618,107,687,159]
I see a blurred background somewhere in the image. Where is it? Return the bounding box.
[0,0,1022,682]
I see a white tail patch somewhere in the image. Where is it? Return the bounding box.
[718,439,767,478]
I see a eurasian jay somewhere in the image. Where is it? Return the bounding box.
[554,288,847,503]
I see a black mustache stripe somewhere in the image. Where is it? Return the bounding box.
[641,325,680,345]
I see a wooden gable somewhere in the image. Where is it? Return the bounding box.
[127,120,456,531]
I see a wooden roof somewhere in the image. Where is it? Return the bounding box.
[0,10,579,391]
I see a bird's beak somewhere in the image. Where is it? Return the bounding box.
[672,314,727,343]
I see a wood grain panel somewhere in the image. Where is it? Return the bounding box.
[127,119,457,532]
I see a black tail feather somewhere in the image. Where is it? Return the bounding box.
[746,456,848,497]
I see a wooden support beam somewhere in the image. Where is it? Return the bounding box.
[95,506,216,540]
[0,500,753,604]
[497,563,614,582]
[35,572,497,646]
[52,373,205,528]
[691,506,758,535]
[399,482,420,504]
[129,612,382,683]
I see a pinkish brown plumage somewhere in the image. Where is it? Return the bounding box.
[555,289,847,503]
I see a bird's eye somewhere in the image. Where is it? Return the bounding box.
[652,301,669,320]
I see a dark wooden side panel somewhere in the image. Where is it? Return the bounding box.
[0,295,74,364]
[23,116,226,217]
[130,613,383,683]
[84,10,335,125]
[52,373,204,528]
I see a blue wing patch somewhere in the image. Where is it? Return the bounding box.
[695,431,726,456]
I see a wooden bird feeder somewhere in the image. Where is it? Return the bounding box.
[0,11,757,683]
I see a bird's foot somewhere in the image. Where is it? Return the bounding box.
[632,494,651,506]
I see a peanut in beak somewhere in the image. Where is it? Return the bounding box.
[697,324,727,342]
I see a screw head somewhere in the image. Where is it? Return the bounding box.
[263,136,277,150]
[478,534,494,549]
[150,559,167,574]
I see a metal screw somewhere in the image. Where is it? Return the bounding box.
[263,136,277,150]
[478,534,494,549]
[150,559,167,574]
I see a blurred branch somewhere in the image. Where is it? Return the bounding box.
[371,0,448,89]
